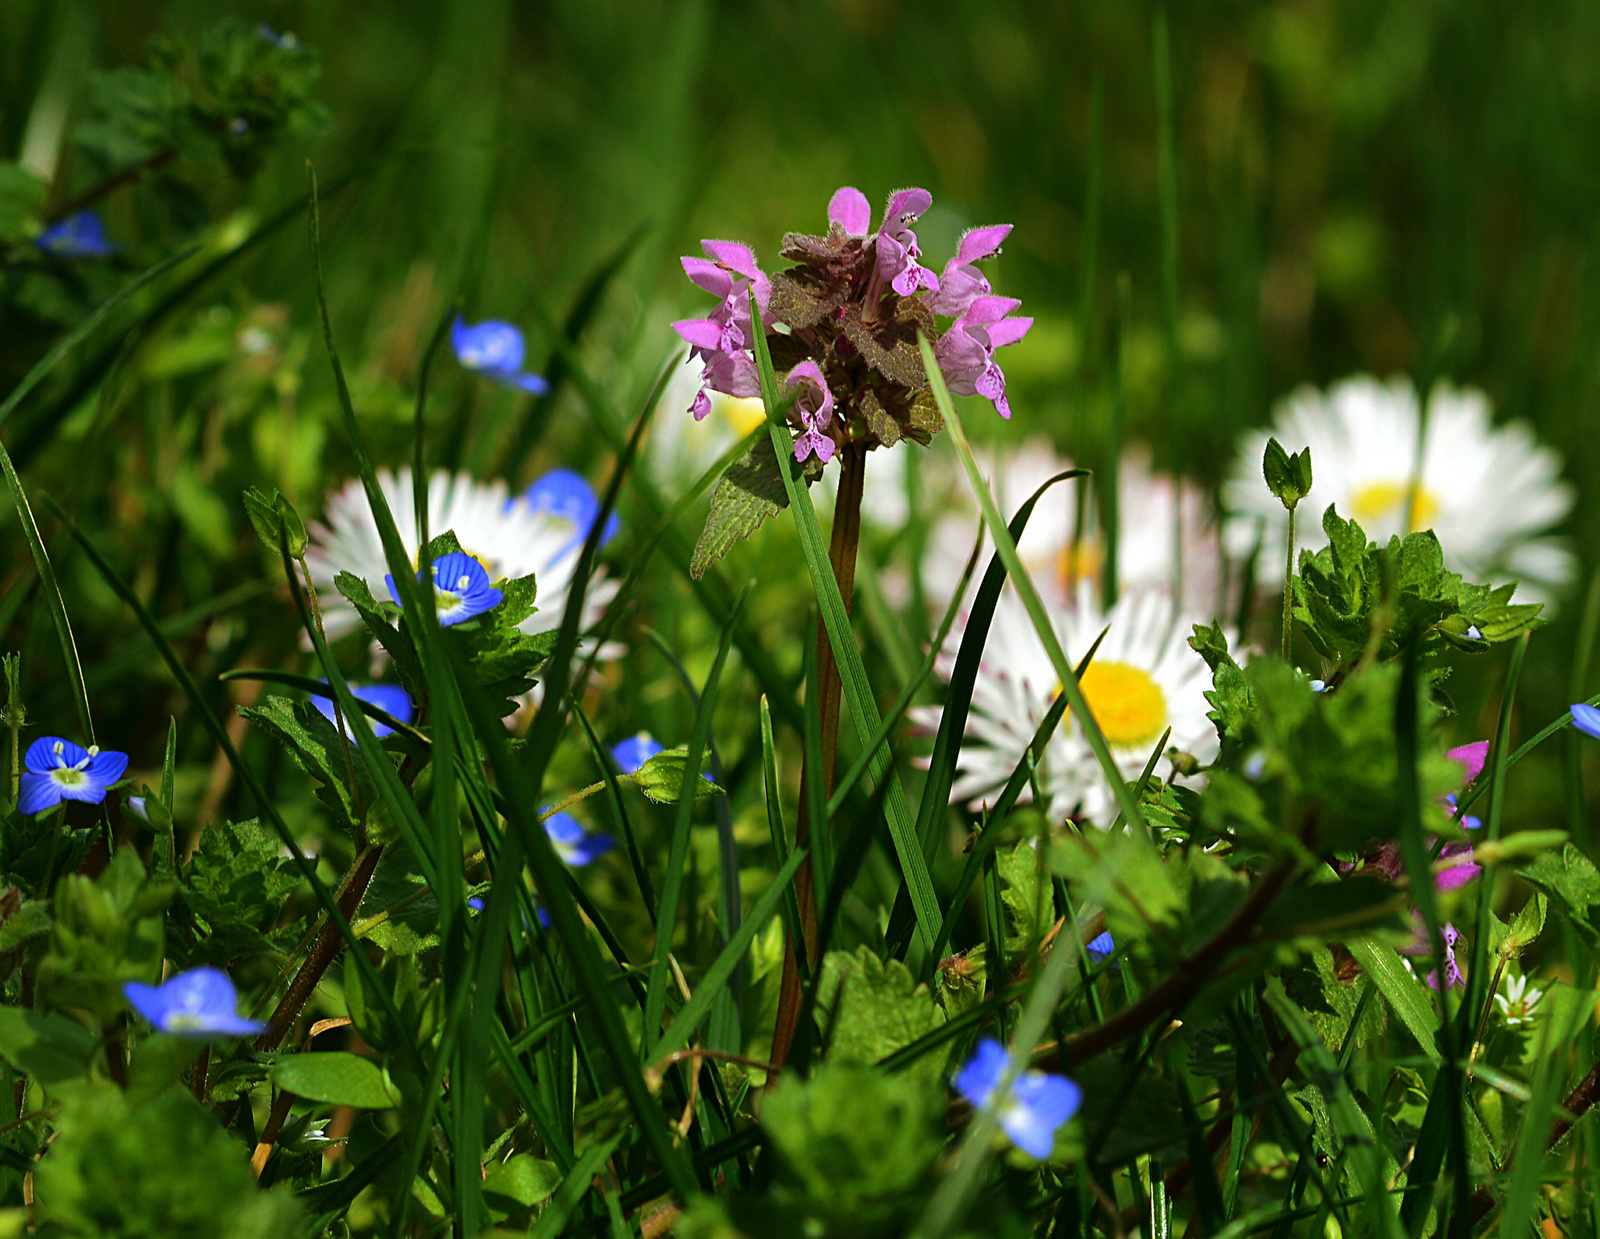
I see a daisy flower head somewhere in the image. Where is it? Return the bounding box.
[920,438,1223,622]
[18,738,129,815]
[911,581,1220,826]
[1224,376,1574,604]
[123,967,266,1037]
[451,316,549,395]
[312,683,413,739]
[305,467,620,648]
[388,551,503,626]
[544,811,612,867]
[953,1037,1081,1160]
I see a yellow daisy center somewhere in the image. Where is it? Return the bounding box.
[1348,481,1439,532]
[1057,660,1169,748]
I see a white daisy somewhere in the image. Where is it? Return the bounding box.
[305,467,620,649]
[919,437,1226,621]
[1224,376,1574,604]
[910,581,1220,826]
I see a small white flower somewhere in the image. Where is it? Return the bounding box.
[1493,973,1544,1027]
[910,581,1221,826]
[1224,376,1574,605]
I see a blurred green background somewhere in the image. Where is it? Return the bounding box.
[3,0,1599,828]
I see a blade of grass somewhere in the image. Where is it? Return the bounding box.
[642,583,751,1054]
[573,702,657,926]
[917,334,1148,836]
[747,305,942,950]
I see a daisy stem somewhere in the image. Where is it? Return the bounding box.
[295,553,364,829]
[1281,506,1296,661]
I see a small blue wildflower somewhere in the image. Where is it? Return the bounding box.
[1572,703,1600,741]
[18,738,129,815]
[1310,679,1327,693]
[37,212,112,259]
[387,551,503,626]
[124,967,266,1036]
[544,810,612,866]
[523,469,619,555]
[611,732,664,776]
[1085,931,1115,958]
[124,796,150,823]
[467,897,485,913]
[258,25,300,50]
[953,1037,1082,1160]
[312,683,414,739]
[1465,625,1484,641]
[452,316,549,395]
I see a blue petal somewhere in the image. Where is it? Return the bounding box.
[1572,703,1600,741]
[1085,931,1115,957]
[611,732,663,775]
[565,832,613,866]
[25,737,84,773]
[543,811,584,846]
[313,683,413,739]
[17,772,61,816]
[1003,1073,1081,1158]
[82,749,129,788]
[37,212,112,258]
[505,369,550,396]
[452,317,525,373]
[952,1037,1009,1109]
[524,469,619,551]
[123,981,175,1026]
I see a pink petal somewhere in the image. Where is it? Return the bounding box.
[691,388,712,421]
[785,359,826,390]
[828,187,872,235]
[702,240,761,280]
[1447,742,1489,784]
[962,295,1023,327]
[682,257,733,298]
[672,319,726,351]
[986,316,1033,350]
[884,188,933,224]
[956,224,1012,265]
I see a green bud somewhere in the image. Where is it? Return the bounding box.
[242,487,309,559]
[1262,438,1313,511]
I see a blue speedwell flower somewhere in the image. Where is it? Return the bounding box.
[1085,931,1115,959]
[1571,703,1600,741]
[124,967,266,1036]
[387,551,503,626]
[524,469,620,557]
[452,316,550,395]
[611,732,664,775]
[544,810,612,866]
[18,738,129,815]
[37,212,112,258]
[313,683,414,739]
[954,1037,1082,1160]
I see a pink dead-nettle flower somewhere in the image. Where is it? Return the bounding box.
[673,185,1024,463]
[786,361,836,464]
[936,295,1034,421]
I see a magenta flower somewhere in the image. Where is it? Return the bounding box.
[926,225,1013,317]
[1400,920,1463,990]
[673,241,773,421]
[828,186,872,236]
[786,361,836,464]
[935,295,1034,420]
[874,189,939,297]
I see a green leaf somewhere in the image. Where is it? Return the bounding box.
[170,818,304,967]
[239,694,377,830]
[0,1007,96,1085]
[813,946,946,1083]
[269,1051,401,1109]
[241,486,308,558]
[1280,949,1386,1050]
[626,745,725,803]
[691,433,790,579]
[1261,437,1312,510]
[1517,843,1600,949]
[1345,940,1440,1063]
[482,1153,561,1220]
[997,840,1051,968]
[332,571,425,697]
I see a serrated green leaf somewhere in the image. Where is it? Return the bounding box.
[171,818,305,967]
[814,946,946,1082]
[997,840,1051,967]
[626,746,725,803]
[690,433,789,579]
[1517,843,1600,949]
[239,694,377,830]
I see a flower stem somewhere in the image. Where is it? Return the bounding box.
[1281,506,1296,660]
[296,553,364,830]
[770,444,867,1072]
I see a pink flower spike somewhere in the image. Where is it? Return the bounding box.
[1447,741,1489,784]
[829,187,872,236]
